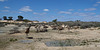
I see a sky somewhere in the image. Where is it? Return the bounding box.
[0,0,100,22]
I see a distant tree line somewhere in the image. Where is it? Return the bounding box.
[2,15,33,22]
[3,16,13,20]
[3,15,24,21]
[50,19,100,29]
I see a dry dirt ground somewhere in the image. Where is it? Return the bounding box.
[1,27,100,50]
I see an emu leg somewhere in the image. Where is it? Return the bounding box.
[26,33,28,37]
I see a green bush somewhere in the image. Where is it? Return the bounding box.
[9,38,18,42]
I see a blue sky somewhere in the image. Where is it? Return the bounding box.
[0,0,100,22]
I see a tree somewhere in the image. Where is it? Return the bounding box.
[52,19,58,25]
[75,20,81,22]
[16,15,23,21]
[8,17,13,20]
[3,16,7,20]
[0,18,2,20]
[23,19,32,22]
[52,19,57,23]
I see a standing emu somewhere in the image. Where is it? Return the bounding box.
[57,26,64,33]
[34,24,48,32]
[35,25,41,33]
[25,24,31,36]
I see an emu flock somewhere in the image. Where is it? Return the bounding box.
[1,23,81,36]
[25,24,80,36]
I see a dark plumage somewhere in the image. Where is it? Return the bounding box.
[57,26,64,30]
[25,25,31,36]
[25,28,30,33]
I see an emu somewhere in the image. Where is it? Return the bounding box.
[57,26,64,33]
[34,24,48,33]
[72,26,80,30]
[25,25,31,36]
[51,25,64,33]
[35,25,41,33]
[51,25,58,30]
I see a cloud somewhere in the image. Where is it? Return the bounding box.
[0,0,5,2]
[0,10,23,14]
[0,10,9,12]
[68,9,74,11]
[20,6,32,12]
[84,15,100,21]
[33,12,47,15]
[43,9,49,11]
[18,12,22,13]
[59,11,96,17]
[33,12,38,14]
[0,0,7,2]
[84,8,96,11]
[59,11,72,14]
[95,15,100,18]
[4,6,10,9]
[9,11,23,14]
[96,2,100,3]
[73,12,96,16]
[93,4,98,6]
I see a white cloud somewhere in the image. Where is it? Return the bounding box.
[0,10,23,14]
[0,0,5,2]
[33,12,38,14]
[10,11,23,14]
[68,9,74,11]
[96,2,100,3]
[84,8,96,11]
[0,0,7,2]
[18,12,22,13]
[59,11,96,17]
[73,12,96,16]
[4,6,10,9]
[95,15,100,17]
[20,6,32,12]
[59,11,72,14]
[1,10,9,12]
[84,15,100,20]
[43,9,49,11]
[33,12,47,15]
[93,4,98,6]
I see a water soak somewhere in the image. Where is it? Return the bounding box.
[0,31,5,33]
[18,40,33,43]
[45,39,89,47]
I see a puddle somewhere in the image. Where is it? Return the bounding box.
[45,39,89,47]
[0,31,7,35]
[0,31,5,33]
[18,40,34,43]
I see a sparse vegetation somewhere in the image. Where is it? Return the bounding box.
[50,20,100,29]
[23,19,32,22]
[9,38,18,42]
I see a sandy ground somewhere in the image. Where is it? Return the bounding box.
[1,25,100,50]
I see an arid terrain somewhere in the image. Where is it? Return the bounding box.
[1,24,100,50]
[1,0,100,50]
